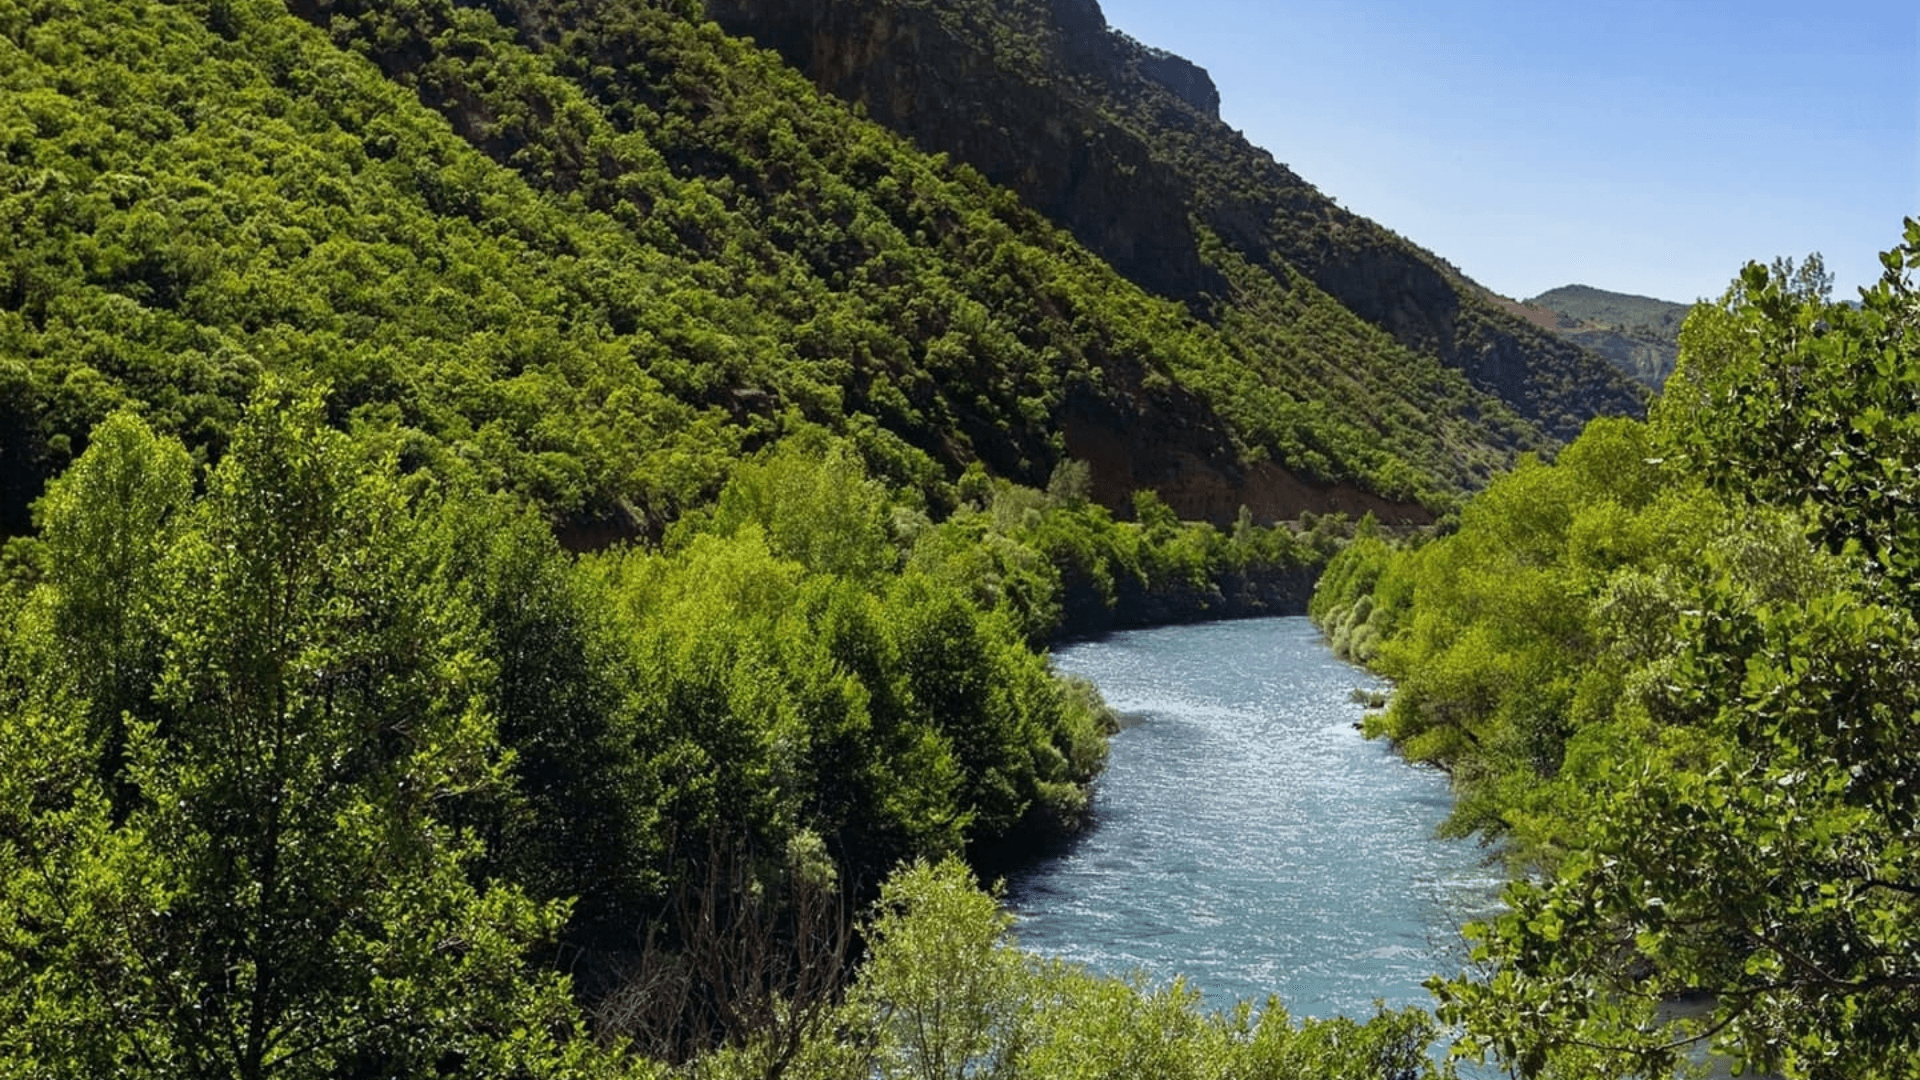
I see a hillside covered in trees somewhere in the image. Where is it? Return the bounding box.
[1313,224,1920,1078]
[0,0,1651,548]
[0,0,1664,1075]
[703,0,1649,442]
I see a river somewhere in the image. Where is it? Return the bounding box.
[1007,616,1505,1018]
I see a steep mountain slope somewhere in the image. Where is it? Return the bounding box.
[702,0,1649,440]
[0,0,1572,543]
[0,0,1392,1027]
[298,0,1574,509]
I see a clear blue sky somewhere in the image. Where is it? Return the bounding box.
[1096,0,1918,304]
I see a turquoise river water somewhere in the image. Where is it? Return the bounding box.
[1006,616,1506,1018]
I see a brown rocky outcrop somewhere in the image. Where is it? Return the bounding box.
[1060,388,1431,527]
[1136,49,1219,120]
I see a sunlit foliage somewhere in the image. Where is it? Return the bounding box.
[1318,222,1920,1078]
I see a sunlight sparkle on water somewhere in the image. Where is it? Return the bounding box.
[1006,618,1506,1018]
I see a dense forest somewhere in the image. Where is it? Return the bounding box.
[10,376,1447,1076]
[1313,223,1920,1078]
[14,0,1890,1076]
[702,0,1649,443]
[0,0,1658,1075]
[0,0,1620,541]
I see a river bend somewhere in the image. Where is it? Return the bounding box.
[1007,617,1504,1017]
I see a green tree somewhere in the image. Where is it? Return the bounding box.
[889,579,1034,840]
[1662,227,1920,605]
[0,386,589,1078]
[702,437,899,581]
[1433,581,1920,1079]
[1427,224,1920,1078]
[839,858,1447,1080]
[1769,252,1834,304]
[34,409,193,813]
[851,858,1035,1080]
[433,494,655,952]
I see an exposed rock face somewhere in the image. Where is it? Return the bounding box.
[1137,49,1220,119]
[703,0,1646,440]
[1045,0,1106,49]
[705,0,1227,302]
[1060,389,1432,527]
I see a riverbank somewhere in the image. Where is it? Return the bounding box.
[1051,562,1320,643]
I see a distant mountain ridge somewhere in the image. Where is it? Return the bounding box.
[1530,285,1692,334]
[1504,285,1693,389]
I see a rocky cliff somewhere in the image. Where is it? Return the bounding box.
[705,0,1225,303]
[704,0,1647,440]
